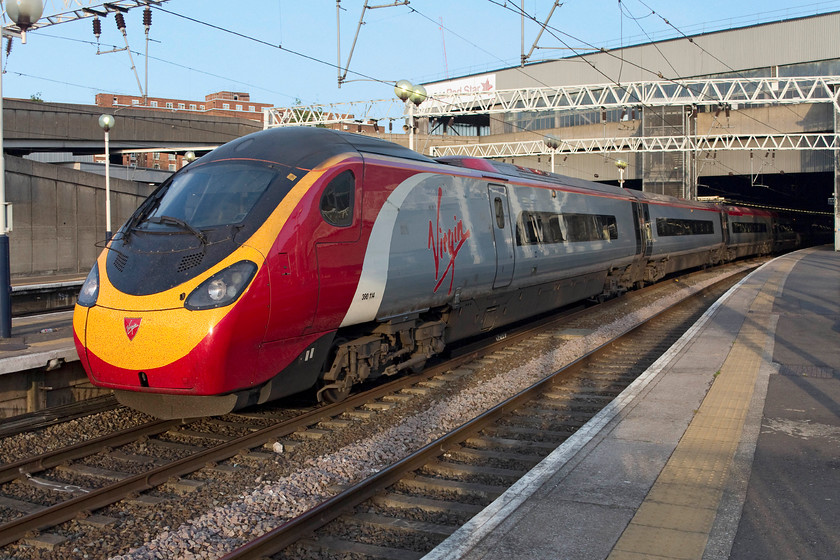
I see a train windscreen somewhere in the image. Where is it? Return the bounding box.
[135,161,287,231]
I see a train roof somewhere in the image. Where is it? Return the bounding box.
[199,127,435,170]
[437,155,645,200]
[334,130,436,163]
[436,155,739,212]
[199,132,766,216]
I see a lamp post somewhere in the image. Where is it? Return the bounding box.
[615,159,628,188]
[5,0,43,44]
[544,135,560,173]
[98,114,116,241]
[1,0,43,338]
[394,80,426,151]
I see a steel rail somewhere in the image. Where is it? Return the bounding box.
[0,395,118,439]
[0,361,486,548]
[0,262,759,550]
[219,271,751,559]
[0,302,567,547]
[220,358,557,559]
[0,417,179,485]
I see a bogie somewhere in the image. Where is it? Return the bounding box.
[72,127,802,418]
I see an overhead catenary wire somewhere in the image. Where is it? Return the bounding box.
[10,2,824,191]
[481,0,700,178]
[488,0,793,126]
[151,2,797,183]
[484,0,832,206]
[108,4,792,155]
[618,1,680,79]
[632,0,808,128]
[485,0,807,177]
[7,9,599,177]
[406,4,630,175]
[400,3,649,180]
[152,4,396,92]
[145,3,603,178]
[133,3,840,215]
[614,0,819,204]
[11,31,301,101]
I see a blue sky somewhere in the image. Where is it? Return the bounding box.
[3,0,839,108]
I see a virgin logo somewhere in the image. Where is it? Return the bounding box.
[124,318,142,341]
[428,187,471,294]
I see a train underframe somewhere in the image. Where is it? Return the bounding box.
[311,241,774,402]
[113,240,777,418]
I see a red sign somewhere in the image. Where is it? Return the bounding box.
[428,187,471,294]
[124,317,142,341]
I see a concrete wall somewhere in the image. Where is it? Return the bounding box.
[4,98,263,155]
[4,155,155,279]
[0,362,106,418]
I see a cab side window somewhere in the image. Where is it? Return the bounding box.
[320,170,355,227]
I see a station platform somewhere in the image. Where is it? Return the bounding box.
[426,245,840,560]
[10,273,85,292]
[0,311,76,375]
[0,273,82,374]
[0,300,79,417]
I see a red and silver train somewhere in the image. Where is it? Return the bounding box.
[73,127,793,418]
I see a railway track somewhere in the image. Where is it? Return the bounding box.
[0,329,562,551]
[0,262,757,558]
[0,396,120,440]
[0,376,437,549]
[223,272,744,560]
[11,282,82,318]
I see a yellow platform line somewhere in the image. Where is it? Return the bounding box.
[607,260,794,560]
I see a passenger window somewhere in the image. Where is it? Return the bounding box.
[494,197,505,229]
[320,170,355,227]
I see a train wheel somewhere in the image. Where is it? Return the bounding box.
[317,337,351,403]
[319,384,351,403]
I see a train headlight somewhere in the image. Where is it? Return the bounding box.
[185,261,257,310]
[207,279,227,301]
[77,263,100,307]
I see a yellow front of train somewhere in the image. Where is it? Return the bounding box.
[72,127,365,418]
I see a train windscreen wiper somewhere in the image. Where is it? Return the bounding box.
[121,189,166,244]
[147,215,207,246]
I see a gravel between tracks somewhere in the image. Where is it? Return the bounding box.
[0,409,154,466]
[0,262,755,560]
[105,263,754,560]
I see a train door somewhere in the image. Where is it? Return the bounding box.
[488,184,515,289]
[312,164,364,331]
[720,211,730,245]
[632,201,643,255]
[639,202,653,256]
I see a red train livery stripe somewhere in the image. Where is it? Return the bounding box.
[72,127,798,418]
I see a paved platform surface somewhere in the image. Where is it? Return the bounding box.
[0,311,76,375]
[0,272,82,374]
[425,246,839,560]
[11,273,85,291]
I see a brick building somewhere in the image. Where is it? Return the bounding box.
[94,91,274,170]
[95,91,273,122]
